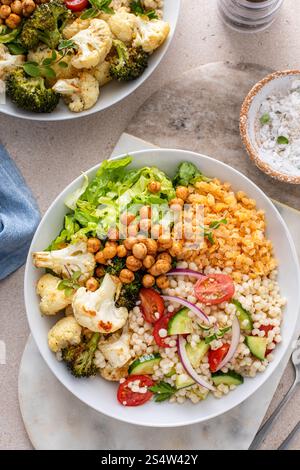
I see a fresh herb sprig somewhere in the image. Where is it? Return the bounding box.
[260,113,270,125]
[149,381,177,402]
[277,135,289,145]
[58,270,81,297]
[81,0,114,20]
[22,40,77,79]
[205,326,232,344]
[203,218,227,244]
[130,0,158,19]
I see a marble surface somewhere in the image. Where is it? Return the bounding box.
[2,0,300,450]
[18,133,300,450]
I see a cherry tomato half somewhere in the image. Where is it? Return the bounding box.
[153,312,175,348]
[208,343,230,372]
[139,288,165,324]
[65,0,89,12]
[194,274,235,305]
[117,375,155,407]
[259,325,273,335]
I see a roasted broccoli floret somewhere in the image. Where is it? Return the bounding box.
[109,39,149,82]
[62,332,100,378]
[20,0,70,50]
[116,275,142,310]
[104,255,126,277]
[6,68,59,113]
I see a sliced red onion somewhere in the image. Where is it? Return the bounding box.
[166,268,206,280]
[216,316,240,371]
[162,295,210,325]
[177,336,215,391]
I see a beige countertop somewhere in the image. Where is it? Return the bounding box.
[1,0,300,450]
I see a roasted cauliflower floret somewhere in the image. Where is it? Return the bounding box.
[99,362,130,381]
[91,60,112,87]
[98,329,131,368]
[133,16,170,53]
[0,44,24,79]
[71,19,112,69]
[48,316,82,353]
[37,273,72,316]
[107,8,137,43]
[33,241,96,283]
[63,17,92,39]
[52,71,99,112]
[28,45,76,81]
[72,274,128,333]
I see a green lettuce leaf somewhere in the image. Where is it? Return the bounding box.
[173,162,211,187]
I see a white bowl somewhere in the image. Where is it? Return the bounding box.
[0,0,180,121]
[240,70,300,184]
[24,149,300,427]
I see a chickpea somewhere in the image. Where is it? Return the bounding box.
[151,224,162,239]
[157,252,172,264]
[132,242,147,260]
[123,237,137,251]
[5,11,20,27]
[102,245,117,259]
[149,259,171,276]
[0,5,11,18]
[156,275,170,290]
[127,223,139,237]
[143,254,155,269]
[142,274,155,288]
[116,244,127,258]
[141,238,157,256]
[169,197,184,212]
[120,212,135,226]
[148,181,161,193]
[95,266,105,277]
[140,206,151,219]
[11,0,22,14]
[22,0,35,16]
[95,251,107,264]
[126,255,142,272]
[119,269,134,284]
[139,218,151,233]
[86,277,99,292]
[87,237,101,253]
[169,240,183,257]
[158,235,173,251]
[176,186,189,201]
[107,228,119,241]
[105,240,118,249]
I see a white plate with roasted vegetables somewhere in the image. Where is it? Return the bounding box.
[25,148,300,427]
[0,0,180,120]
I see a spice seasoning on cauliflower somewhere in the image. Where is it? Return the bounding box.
[48,316,82,353]
[36,273,73,315]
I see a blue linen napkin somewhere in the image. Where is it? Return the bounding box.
[0,144,40,280]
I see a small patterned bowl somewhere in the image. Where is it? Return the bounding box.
[240,70,300,185]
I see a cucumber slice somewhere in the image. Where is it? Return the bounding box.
[186,340,209,368]
[129,353,161,375]
[165,368,176,378]
[175,373,195,389]
[245,336,267,360]
[231,299,253,331]
[212,370,244,386]
[167,307,193,335]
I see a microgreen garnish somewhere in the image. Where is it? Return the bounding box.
[149,381,177,402]
[203,218,227,244]
[22,41,77,79]
[260,113,270,125]
[130,0,158,19]
[205,326,232,344]
[81,0,114,19]
[58,270,81,297]
[277,135,289,145]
